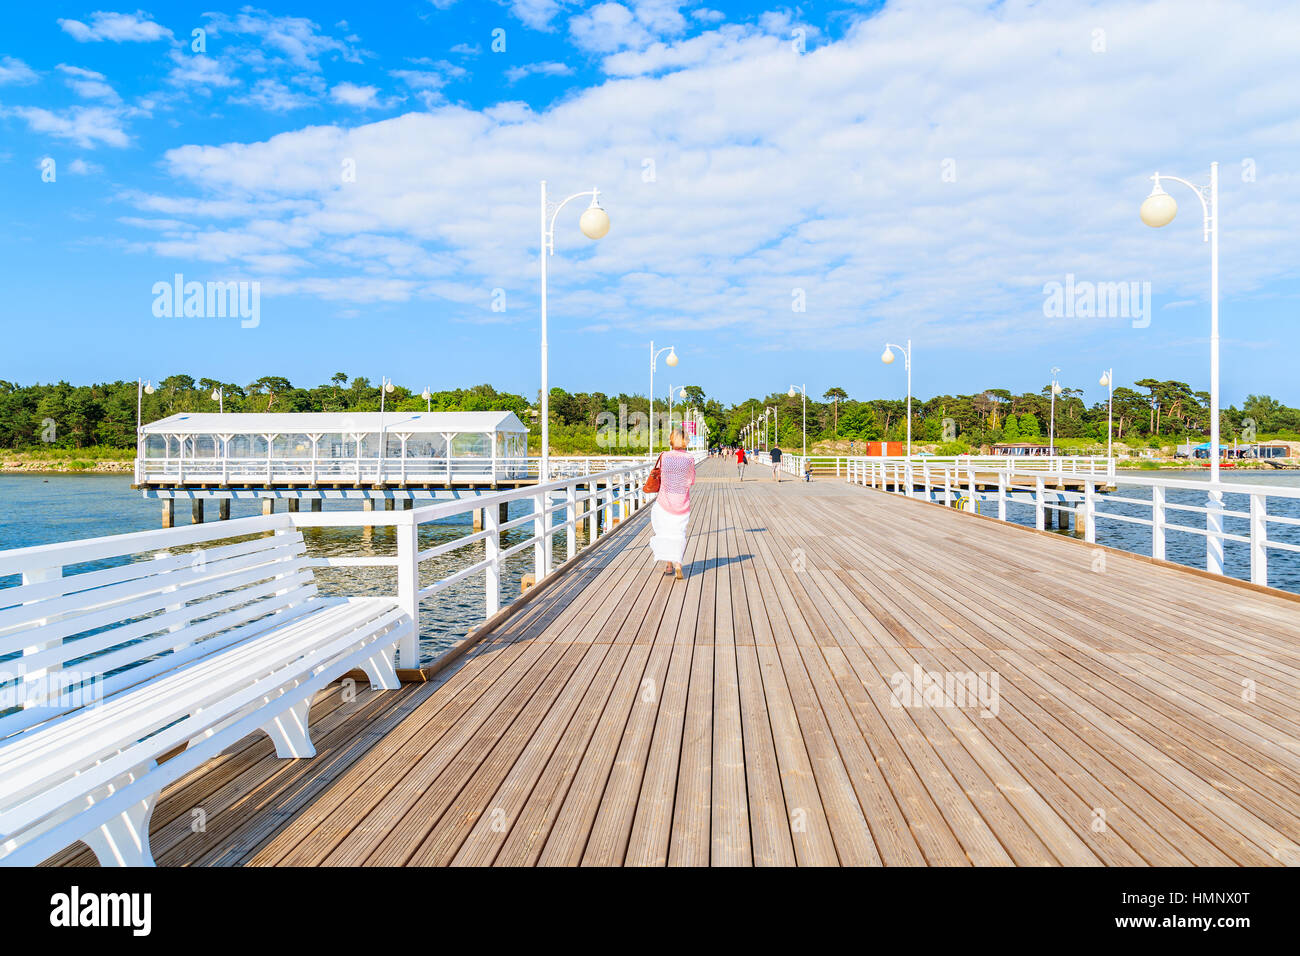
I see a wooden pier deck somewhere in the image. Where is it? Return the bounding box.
[47,458,1300,866]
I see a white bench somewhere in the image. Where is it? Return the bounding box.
[0,516,412,867]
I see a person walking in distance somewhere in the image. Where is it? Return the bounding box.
[650,430,697,581]
[770,444,783,481]
[735,444,747,481]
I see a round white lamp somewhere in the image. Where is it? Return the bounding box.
[579,199,610,240]
[1140,182,1178,228]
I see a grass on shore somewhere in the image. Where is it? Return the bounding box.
[1,446,135,460]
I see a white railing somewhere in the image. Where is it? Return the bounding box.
[3,460,658,670]
[133,454,651,486]
[779,454,1115,478]
[844,457,1300,590]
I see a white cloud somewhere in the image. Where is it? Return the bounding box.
[232,78,315,112]
[128,0,1300,352]
[6,104,133,148]
[569,1,689,54]
[201,9,360,70]
[165,49,239,89]
[0,56,38,85]
[329,82,386,108]
[510,0,564,31]
[67,157,104,175]
[504,61,575,83]
[58,10,173,43]
[57,64,121,102]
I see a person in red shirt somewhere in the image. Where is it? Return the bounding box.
[735,445,747,481]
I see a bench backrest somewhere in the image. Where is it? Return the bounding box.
[0,515,314,739]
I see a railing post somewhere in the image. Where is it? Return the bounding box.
[533,491,547,581]
[997,472,1007,521]
[1207,488,1225,576]
[395,517,420,669]
[21,566,62,709]
[566,482,577,560]
[944,470,952,508]
[587,480,598,540]
[1250,492,1268,587]
[485,501,501,618]
[1151,484,1166,561]
[1034,476,1045,530]
[1083,479,1096,544]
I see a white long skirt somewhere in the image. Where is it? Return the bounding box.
[650,501,690,564]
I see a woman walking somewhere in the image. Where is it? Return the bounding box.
[736,444,747,481]
[650,430,697,580]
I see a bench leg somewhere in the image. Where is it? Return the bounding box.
[359,644,401,690]
[82,795,157,867]
[261,699,315,758]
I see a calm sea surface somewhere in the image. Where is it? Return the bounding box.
[0,473,585,660]
[1,469,1297,661]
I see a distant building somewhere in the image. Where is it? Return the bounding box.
[992,442,1052,457]
[136,410,530,486]
[1180,441,1296,460]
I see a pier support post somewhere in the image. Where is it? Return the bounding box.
[1073,503,1087,538]
[384,498,395,511]
[362,498,374,535]
[287,499,300,513]
[310,499,322,512]
[191,499,204,524]
[161,499,174,529]
[1057,504,1069,530]
[499,502,510,525]
[218,498,230,521]
[402,499,412,510]
[262,499,275,516]
[473,508,483,531]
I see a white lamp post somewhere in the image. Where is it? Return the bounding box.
[667,384,687,435]
[211,386,224,413]
[881,339,912,456]
[136,378,154,436]
[540,180,610,481]
[379,376,395,471]
[788,384,807,457]
[1098,369,1114,460]
[1048,367,1062,456]
[648,341,677,455]
[1139,163,1223,574]
[421,387,431,413]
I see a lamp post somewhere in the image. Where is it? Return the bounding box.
[881,339,912,456]
[540,180,610,481]
[421,387,432,413]
[667,384,687,436]
[210,386,224,413]
[648,342,678,455]
[136,378,154,436]
[788,383,807,457]
[1048,367,1062,456]
[379,376,395,470]
[1098,369,1114,460]
[1139,163,1223,574]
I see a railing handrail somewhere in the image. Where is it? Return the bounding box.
[841,454,1300,591]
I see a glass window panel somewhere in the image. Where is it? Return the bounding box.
[452,432,490,457]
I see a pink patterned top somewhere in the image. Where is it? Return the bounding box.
[655,450,696,515]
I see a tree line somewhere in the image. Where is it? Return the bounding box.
[1,374,1296,453]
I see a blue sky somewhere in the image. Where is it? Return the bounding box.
[2,0,1298,408]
